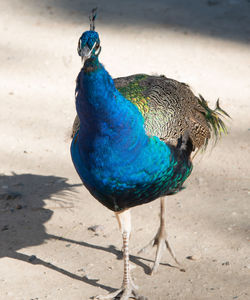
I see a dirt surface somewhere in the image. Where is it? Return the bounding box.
[0,1,250,299]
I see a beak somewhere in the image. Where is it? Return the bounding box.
[79,42,97,63]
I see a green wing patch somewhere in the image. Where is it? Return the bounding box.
[116,74,150,117]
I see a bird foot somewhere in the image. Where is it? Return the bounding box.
[93,286,147,300]
[138,227,181,274]
[93,274,146,300]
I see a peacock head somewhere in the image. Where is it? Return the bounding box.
[77,8,101,62]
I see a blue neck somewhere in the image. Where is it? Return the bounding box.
[76,56,148,155]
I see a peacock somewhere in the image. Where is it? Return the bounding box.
[70,9,229,300]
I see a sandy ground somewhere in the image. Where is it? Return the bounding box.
[0,0,250,299]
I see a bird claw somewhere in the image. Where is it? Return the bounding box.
[93,286,147,300]
[138,228,180,275]
[137,237,155,255]
[93,273,141,300]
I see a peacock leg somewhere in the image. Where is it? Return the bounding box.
[94,209,146,300]
[138,197,179,275]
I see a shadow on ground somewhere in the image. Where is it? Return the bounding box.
[27,0,250,44]
[0,173,78,254]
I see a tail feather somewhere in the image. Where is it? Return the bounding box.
[198,95,230,150]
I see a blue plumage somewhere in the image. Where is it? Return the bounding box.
[71,31,192,211]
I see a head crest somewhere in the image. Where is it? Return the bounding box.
[89,8,97,31]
